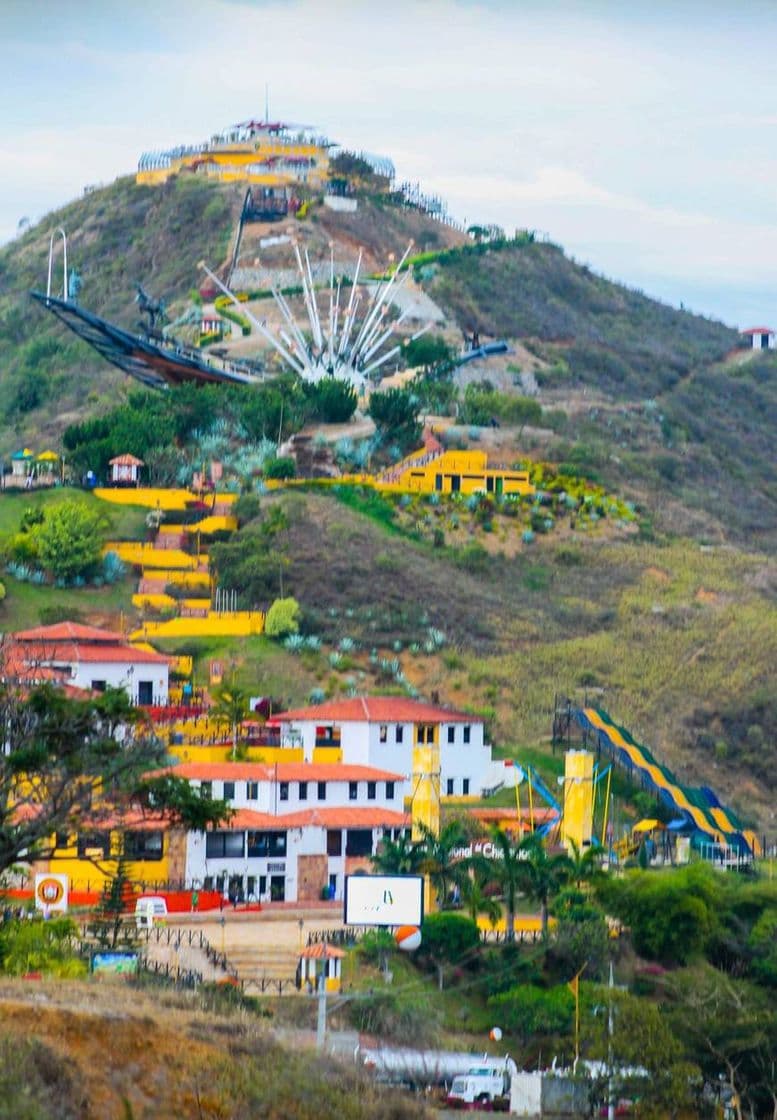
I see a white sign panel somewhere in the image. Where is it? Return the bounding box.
[344,874,423,927]
[34,873,69,913]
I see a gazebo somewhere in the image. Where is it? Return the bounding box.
[10,448,34,481]
[296,942,345,993]
[109,454,144,486]
[36,450,60,483]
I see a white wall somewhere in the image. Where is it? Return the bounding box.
[72,659,169,706]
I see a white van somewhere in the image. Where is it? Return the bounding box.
[134,896,168,929]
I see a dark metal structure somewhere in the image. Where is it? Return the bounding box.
[30,291,263,390]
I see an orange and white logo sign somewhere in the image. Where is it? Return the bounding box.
[34,873,69,912]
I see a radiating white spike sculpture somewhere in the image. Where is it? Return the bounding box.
[202,241,430,390]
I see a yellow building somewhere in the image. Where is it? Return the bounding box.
[42,814,178,894]
[136,118,330,189]
[384,448,534,498]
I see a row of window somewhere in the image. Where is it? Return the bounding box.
[205,828,374,860]
[56,831,165,861]
[199,779,396,803]
[446,778,471,796]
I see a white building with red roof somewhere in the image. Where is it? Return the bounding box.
[740,325,775,350]
[158,761,408,903]
[4,622,169,706]
[269,695,508,799]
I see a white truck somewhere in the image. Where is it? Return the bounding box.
[446,1057,517,1109]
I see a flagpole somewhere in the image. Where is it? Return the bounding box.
[569,963,586,1071]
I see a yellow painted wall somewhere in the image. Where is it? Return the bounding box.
[130,610,264,640]
[411,738,441,915]
[96,487,201,510]
[168,743,304,765]
[145,570,211,589]
[50,832,170,890]
[312,747,343,765]
[107,543,201,570]
[560,750,595,853]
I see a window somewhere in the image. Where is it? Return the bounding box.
[247,781,259,801]
[367,781,376,801]
[395,726,404,744]
[327,829,342,856]
[77,831,110,859]
[462,779,470,795]
[124,831,164,861]
[279,782,289,802]
[299,781,308,801]
[447,726,455,744]
[246,831,286,858]
[222,781,235,801]
[200,781,213,799]
[205,831,245,859]
[349,781,358,801]
[463,725,471,745]
[317,781,326,801]
[386,781,395,800]
[446,779,454,796]
[90,679,106,693]
[138,680,153,705]
[345,829,373,857]
[55,830,70,850]
[379,724,388,743]
[417,724,435,744]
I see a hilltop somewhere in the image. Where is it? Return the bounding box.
[1,175,775,544]
[0,172,775,826]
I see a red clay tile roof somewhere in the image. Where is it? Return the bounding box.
[157,762,404,782]
[109,454,145,466]
[7,640,169,663]
[300,943,345,960]
[14,622,124,643]
[741,326,774,334]
[271,696,476,726]
[276,807,408,829]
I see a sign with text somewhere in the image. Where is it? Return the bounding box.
[344,874,423,927]
[34,873,68,913]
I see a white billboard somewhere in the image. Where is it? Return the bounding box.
[344,874,424,927]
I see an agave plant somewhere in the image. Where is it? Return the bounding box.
[283,634,306,654]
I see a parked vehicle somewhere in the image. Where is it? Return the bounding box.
[134,896,168,929]
[446,1058,515,1109]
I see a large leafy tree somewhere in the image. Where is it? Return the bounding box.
[34,499,107,582]
[0,684,227,879]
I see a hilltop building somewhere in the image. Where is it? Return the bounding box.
[2,622,169,706]
[268,696,509,798]
[136,118,331,190]
[741,325,775,350]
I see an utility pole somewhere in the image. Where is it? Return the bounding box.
[316,967,327,1051]
[607,960,614,1120]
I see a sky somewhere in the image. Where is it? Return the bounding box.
[1,0,776,327]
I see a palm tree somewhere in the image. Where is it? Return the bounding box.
[415,819,469,909]
[460,870,502,929]
[487,825,527,943]
[517,832,572,942]
[211,682,249,761]
[371,829,422,875]
[566,838,601,889]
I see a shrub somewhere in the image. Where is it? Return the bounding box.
[265,596,301,638]
[35,499,105,582]
[308,379,358,423]
[264,456,296,479]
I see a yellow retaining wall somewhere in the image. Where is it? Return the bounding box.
[168,744,305,765]
[183,516,238,534]
[130,611,264,641]
[107,543,200,570]
[96,487,201,510]
[144,570,211,588]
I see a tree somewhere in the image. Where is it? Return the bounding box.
[403,334,455,372]
[265,596,300,638]
[565,838,602,889]
[459,871,502,928]
[372,830,422,875]
[34,499,106,582]
[415,819,469,908]
[484,826,526,943]
[211,682,250,761]
[0,684,227,881]
[367,387,422,454]
[308,379,358,423]
[516,833,571,942]
[420,912,480,990]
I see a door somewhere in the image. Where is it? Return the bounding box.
[138,680,153,705]
[450,475,461,493]
[270,875,285,902]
